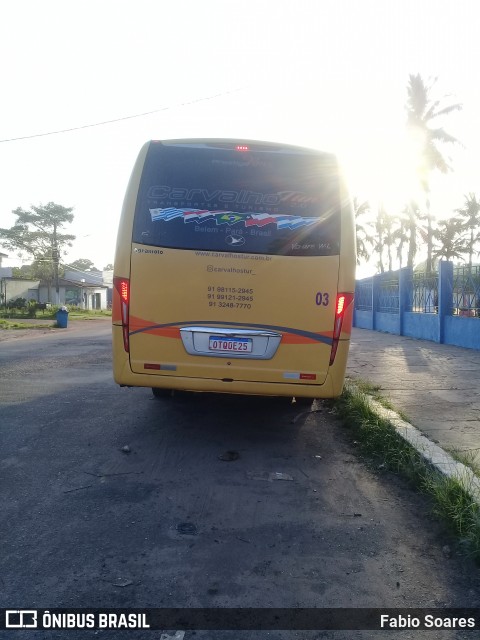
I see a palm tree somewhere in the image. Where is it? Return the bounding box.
[393,212,408,269]
[373,203,387,273]
[383,211,397,272]
[373,203,396,273]
[396,200,426,269]
[405,74,462,273]
[353,197,374,265]
[433,218,468,262]
[455,193,480,268]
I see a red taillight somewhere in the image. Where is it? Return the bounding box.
[114,277,130,352]
[236,145,249,151]
[120,280,129,303]
[336,295,346,315]
[329,292,354,366]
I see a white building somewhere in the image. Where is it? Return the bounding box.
[39,277,108,309]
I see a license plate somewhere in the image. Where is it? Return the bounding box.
[209,336,253,353]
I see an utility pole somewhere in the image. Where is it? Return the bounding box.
[1,278,6,311]
[52,220,60,305]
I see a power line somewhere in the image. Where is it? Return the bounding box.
[0,88,241,144]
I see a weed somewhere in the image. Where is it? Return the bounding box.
[336,380,480,561]
[422,471,480,553]
[0,319,55,330]
[337,383,422,477]
[345,376,410,420]
[446,447,480,477]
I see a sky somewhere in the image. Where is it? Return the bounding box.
[1,0,479,275]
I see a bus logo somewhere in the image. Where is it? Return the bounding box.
[225,235,246,246]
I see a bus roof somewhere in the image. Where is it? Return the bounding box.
[148,138,334,157]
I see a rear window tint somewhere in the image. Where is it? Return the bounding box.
[132,142,341,256]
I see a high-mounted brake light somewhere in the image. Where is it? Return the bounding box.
[114,277,130,352]
[236,145,249,152]
[329,292,354,366]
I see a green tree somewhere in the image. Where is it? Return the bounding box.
[0,202,75,303]
[405,74,462,273]
[353,197,373,265]
[433,218,468,262]
[455,192,480,268]
[66,258,99,272]
[13,257,65,282]
[0,202,75,260]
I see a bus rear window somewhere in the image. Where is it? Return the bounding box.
[132,142,341,257]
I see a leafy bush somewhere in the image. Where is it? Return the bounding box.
[26,300,37,318]
[7,297,27,309]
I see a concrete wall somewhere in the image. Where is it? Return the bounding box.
[444,316,480,350]
[1,278,40,302]
[83,288,108,310]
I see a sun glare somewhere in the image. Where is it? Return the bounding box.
[340,132,424,214]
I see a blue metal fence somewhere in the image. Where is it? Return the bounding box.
[355,278,373,311]
[409,271,438,314]
[453,265,480,317]
[354,262,480,350]
[378,277,399,313]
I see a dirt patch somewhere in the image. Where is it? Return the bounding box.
[0,327,57,342]
[0,317,111,342]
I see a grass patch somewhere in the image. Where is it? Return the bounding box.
[0,319,55,330]
[346,377,410,421]
[336,382,423,478]
[335,380,480,561]
[446,447,480,477]
[67,310,111,320]
[0,308,111,324]
[422,470,480,554]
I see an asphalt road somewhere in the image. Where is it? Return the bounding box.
[1,320,479,640]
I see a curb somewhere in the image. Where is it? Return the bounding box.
[345,381,480,508]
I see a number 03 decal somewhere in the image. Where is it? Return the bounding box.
[315,292,330,306]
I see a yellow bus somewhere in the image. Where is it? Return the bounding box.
[113,139,355,399]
